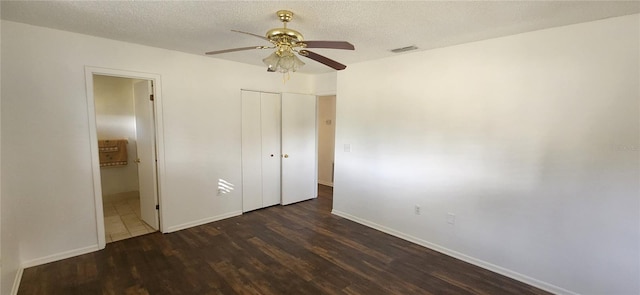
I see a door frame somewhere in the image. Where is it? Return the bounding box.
[84,66,166,249]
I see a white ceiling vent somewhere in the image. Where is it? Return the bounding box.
[390,45,419,53]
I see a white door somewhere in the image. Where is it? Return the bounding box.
[241,91,264,212]
[134,80,159,230]
[241,91,282,211]
[261,93,282,207]
[281,93,317,205]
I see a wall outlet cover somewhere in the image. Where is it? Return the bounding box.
[447,213,456,225]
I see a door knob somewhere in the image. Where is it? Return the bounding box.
[283,154,289,158]
[135,158,141,163]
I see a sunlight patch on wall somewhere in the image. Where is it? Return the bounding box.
[217,179,234,196]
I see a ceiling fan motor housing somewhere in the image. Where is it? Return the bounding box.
[266,28,304,44]
[266,10,305,46]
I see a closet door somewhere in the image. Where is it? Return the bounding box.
[281,93,317,205]
[261,93,281,207]
[241,91,263,212]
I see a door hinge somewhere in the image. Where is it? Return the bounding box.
[150,94,154,101]
[155,204,159,210]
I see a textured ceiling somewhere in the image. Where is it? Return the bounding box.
[2,1,639,74]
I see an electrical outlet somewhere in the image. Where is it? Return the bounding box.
[414,205,421,215]
[447,213,456,225]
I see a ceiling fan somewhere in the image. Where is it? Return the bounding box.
[205,10,355,73]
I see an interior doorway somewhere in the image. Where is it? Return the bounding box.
[317,95,336,188]
[85,67,165,248]
[92,75,159,243]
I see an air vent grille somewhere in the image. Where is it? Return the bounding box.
[390,45,419,53]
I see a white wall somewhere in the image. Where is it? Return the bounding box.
[94,75,140,197]
[333,14,639,295]
[0,8,22,295]
[317,95,336,186]
[312,72,337,96]
[1,19,314,283]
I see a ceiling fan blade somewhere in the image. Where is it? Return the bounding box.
[299,50,347,70]
[302,41,354,50]
[231,30,269,41]
[205,46,265,55]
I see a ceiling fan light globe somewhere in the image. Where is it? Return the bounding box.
[263,51,305,73]
[280,56,295,72]
[291,54,305,72]
[279,54,305,72]
[262,51,280,67]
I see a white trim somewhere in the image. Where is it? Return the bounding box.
[315,91,337,97]
[84,66,167,243]
[152,76,167,234]
[316,93,336,97]
[20,245,100,269]
[240,89,280,95]
[318,180,333,187]
[10,267,23,295]
[314,96,319,198]
[164,211,243,233]
[84,68,105,249]
[331,209,578,295]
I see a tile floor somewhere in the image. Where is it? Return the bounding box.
[103,191,156,243]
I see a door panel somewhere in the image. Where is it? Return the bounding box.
[241,90,263,212]
[281,93,317,205]
[134,80,159,230]
[261,93,282,207]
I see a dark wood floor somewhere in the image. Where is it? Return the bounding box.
[19,185,550,295]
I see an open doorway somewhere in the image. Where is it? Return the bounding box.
[91,74,160,243]
[317,95,336,207]
[317,95,336,187]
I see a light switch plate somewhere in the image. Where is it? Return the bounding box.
[344,144,351,152]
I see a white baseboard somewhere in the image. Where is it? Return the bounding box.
[11,267,24,295]
[21,244,101,269]
[331,209,577,295]
[164,210,242,233]
[318,180,333,187]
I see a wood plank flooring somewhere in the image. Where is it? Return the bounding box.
[18,185,550,295]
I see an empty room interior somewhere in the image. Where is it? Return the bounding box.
[1,2,639,295]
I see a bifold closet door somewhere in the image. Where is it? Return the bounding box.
[241,90,281,212]
[260,92,281,207]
